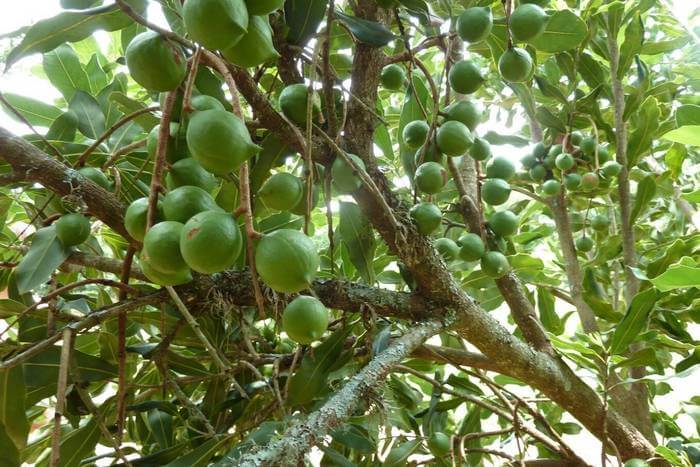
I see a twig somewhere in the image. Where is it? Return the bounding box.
[102,138,147,170]
[165,287,248,399]
[146,92,176,230]
[0,293,166,370]
[322,1,338,138]
[50,328,73,467]
[183,47,203,113]
[116,246,136,444]
[76,106,158,167]
[313,125,402,232]
[0,91,65,162]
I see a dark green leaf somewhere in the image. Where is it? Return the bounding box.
[535,107,567,132]
[0,94,62,127]
[609,288,659,355]
[42,44,91,100]
[578,53,608,91]
[165,435,229,467]
[627,96,659,166]
[618,13,644,79]
[398,76,430,180]
[0,366,29,451]
[335,11,396,47]
[630,174,656,223]
[338,202,376,283]
[285,0,328,45]
[331,424,375,453]
[55,417,101,467]
[148,409,174,450]
[15,226,71,294]
[46,110,79,141]
[250,134,291,193]
[69,90,106,139]
[6,0,147,69]
[383,439,421,467]
[483,131,529,147]
[287,326,353,406]
[537,288,563,335]
[319,445,356,467]
[24,346,118,387]
[0,423,20,467]
[530,10,588,53]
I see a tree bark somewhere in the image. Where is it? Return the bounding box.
[235,320,447,466]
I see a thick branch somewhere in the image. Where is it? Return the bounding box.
[236,320,447,466]
[333,4,654,459]
[0,127,131,241]
[606,32,639,303]
[548,195,599,333]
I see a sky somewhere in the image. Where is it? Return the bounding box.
[0,1,698,465]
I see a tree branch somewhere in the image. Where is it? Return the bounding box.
[0,127,132,241]
[236,320,448,466]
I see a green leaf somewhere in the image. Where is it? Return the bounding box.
[0,299,25,319]
[0,94,62,127]
[108,90,158,131]
[331,424,375,453]
[662,125,700,147]
[24,346,118,387]
[529,10,588,53]
[483,131,529,147]
[630,174,656,223]
[335,11,396,47]
[398,76,430,180]
[613,347,658,369]
[42,44,91,100]
[676,104,700,126]
[69,90,105,139]
[681,189,700,203]
[53,417,100,467]
[147,409,174,450]
[0,423,20,467]
[537,288,563,335]
[338,202,376,284]
[383,439,421,467]
[5,0,147,69]
[46,110,79,141]
[609,288,658,355]
[165,435,229,467]
[535,107,567,132]
[250,134,290,193]
[664,143,686,180]
[627,96,659,165]
[649,257,700,292]
[285,0,328,45]
[0,366,29,451]
[617,13,644,79]
[319,445,356,467]
[641,35,690,56]
[534,75,569,105]
[14,226,71,294]
[578,53,608,92]
[287,326,353,406]
[84,54,110,94]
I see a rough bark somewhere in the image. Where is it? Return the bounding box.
[606,26,654,443]
[0,127,131,241]
[235,320,446,466]
[330,3,654,458]
[547,194,599,333]
[606,32,640,303]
